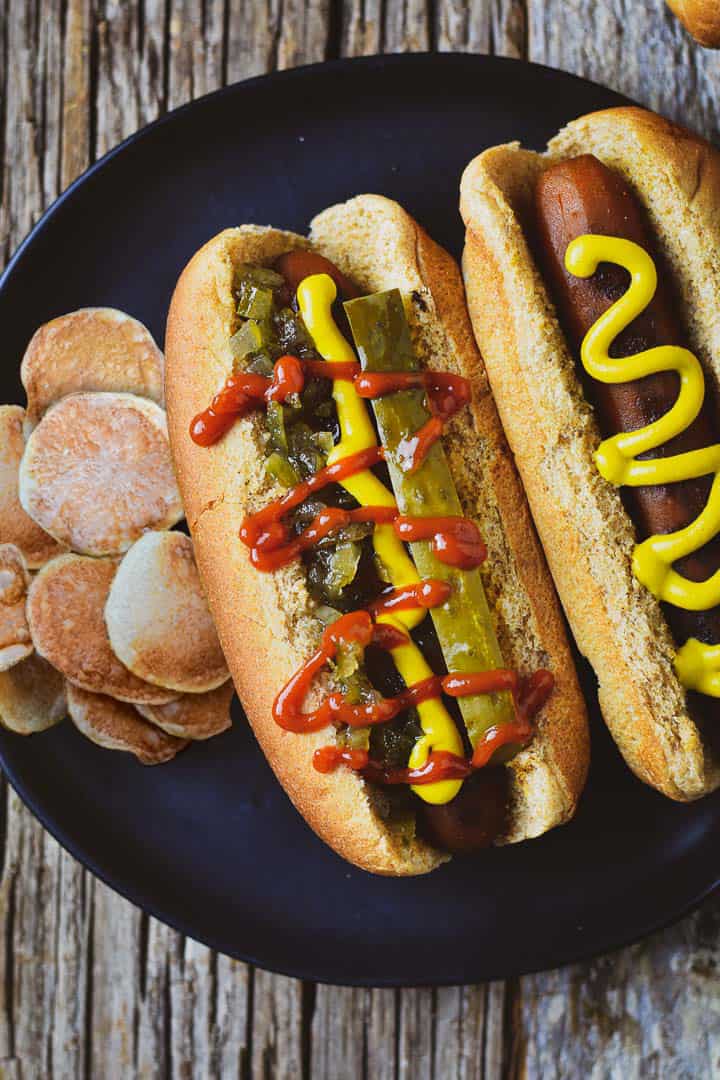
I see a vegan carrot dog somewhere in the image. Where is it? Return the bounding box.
[165,197,588,874]
[461,106,720,800]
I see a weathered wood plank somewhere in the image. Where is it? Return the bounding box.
[276,0,331,68]
[310,986,366,1078]
[341,0,383,56]
[251,969,304,1079]
[167,0,226,109]
[91,881,142,1073]
[4,0,44,243]
[215,952,251,1077]
[527,0,720,140]
[61,0,92,189]
[515,901,720,1078]
[365,988,398,1080]
[436,0,525,58]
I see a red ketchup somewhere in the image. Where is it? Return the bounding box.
[238,450,486,575]
[394,516,487,570]
[355,370,471,471]
[189,356,359,446]
[190,352,469,474]
[312,668,555,783]
[369,580,451,617]
[272,610,443,733]
[238,446,384,569]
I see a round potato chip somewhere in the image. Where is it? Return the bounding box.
[106,531,229,693]
[19,392,183,556]
[136,680,234,739]
[27,554,179,704]
[0,405,66,568]
[67,684,187,765]
[0,543,33,671]
[21,307,164,428]
[0,653,66,734]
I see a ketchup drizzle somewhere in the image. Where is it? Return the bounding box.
[311,666,555,784]
[238,446,487,574]
[272,610,442,734]
[394,516,487,571]
[355,370,471,472]
[191,287,556,790]
[190,355,470,474]
[369,580,451,617]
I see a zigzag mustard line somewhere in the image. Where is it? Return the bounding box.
[566,235,720,696]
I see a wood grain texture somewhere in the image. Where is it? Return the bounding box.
[1,1,719,1077]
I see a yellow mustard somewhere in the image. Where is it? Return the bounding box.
[297,273,464,803]
[566,235,720,697]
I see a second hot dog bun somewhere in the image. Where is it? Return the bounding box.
[666,0,720,47]
[165,197,589,875]
[460,106,720,800]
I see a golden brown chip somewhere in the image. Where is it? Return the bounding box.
[0,405,67,568]
[136,680,234,739]
[27,554,179,704]
[0,653,66,734]
[105,531,229,693]
[18,392,183,556]
[21,307,165,427]
[0,543,33,671]
[67,684,187,764]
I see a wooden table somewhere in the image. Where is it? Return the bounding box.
[2,1,719,1075]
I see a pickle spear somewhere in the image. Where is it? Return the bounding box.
[344,289,514,745]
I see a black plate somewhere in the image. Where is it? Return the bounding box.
[1,53,718,987]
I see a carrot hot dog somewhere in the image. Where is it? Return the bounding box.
[461,106,720,800]
[534,154,720,655]
[165,197,589,874]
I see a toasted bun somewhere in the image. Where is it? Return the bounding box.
[667,0,720,46]
[165,199,588,875]
[460,106,720,800]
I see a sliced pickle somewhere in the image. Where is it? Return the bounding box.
[236,281,273,321]
[344,288,514,745]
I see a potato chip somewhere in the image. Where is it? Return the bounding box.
[21,307,164,427]
[0,543,33,671]
[67,684,187,764]
[27,554,179,704]
[136,680,234,739]
[105,531,229,693]
[19,392,183,556]
[0,653,66,734]
[0,405,66,567]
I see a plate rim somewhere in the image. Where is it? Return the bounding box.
[1,50,717,987]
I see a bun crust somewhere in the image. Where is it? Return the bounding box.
[461,106,720,800]
[667,0,720,47]
[165,201,588,874]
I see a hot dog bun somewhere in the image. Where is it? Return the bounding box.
[165,197,588,875]
[460,106,720,801]
[667,0,720,47]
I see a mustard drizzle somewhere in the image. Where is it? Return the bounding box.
[566,235,720,696]
[297,273,464,804]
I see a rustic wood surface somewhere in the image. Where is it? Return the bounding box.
[1,1,719,1076]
